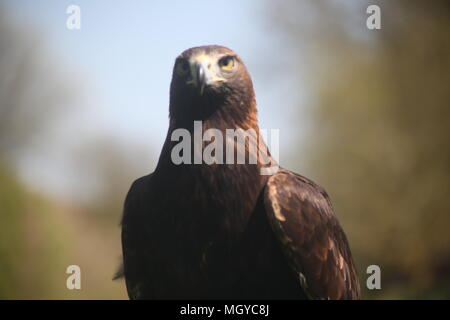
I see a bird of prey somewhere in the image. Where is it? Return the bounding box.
[119,45,361,299]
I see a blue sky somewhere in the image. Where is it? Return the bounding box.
[2,0,307,199]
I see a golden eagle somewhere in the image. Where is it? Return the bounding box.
[119,45,361,299]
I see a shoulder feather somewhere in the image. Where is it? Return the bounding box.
[264,169,361,299]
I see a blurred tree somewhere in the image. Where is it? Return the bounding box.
[0,8,75,298]
[0,8,129,299]
[271,0,450,298]
[0,11,71,162]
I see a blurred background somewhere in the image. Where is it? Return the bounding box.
[0,0,449,299]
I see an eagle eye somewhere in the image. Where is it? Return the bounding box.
[218,56,235,71]
[176,59,190,76]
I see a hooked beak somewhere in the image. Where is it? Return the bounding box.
[188,56,226,95]
[196,62,207,95]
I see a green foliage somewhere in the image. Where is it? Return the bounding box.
[0,162,127,299]
[0,163,26,297]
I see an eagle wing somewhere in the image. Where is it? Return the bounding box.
[263,169,361,299]
[121,174,154,299]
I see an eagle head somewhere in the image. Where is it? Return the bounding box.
[169,45,256,124]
